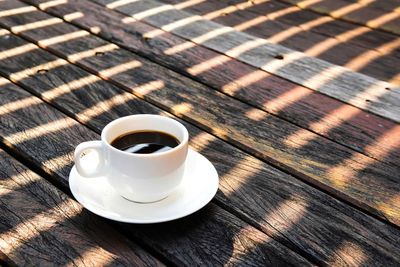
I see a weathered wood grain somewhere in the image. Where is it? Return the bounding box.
[0,57,312,266]
[91,0,400,123]
[20,0,400,168]
[279,0,400,35]
[0,147,164,266]
[158,0,400,85]
[337,0,400,14]
[1,6,399,227]
[348,0,400,14]
[211,0,400,56]
[0,35,399,266]
[242,0,400,56]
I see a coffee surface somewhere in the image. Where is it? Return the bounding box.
[111,130,180,154]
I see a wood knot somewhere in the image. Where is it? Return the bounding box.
[385,87,391,91]
[95,51,105,56]
[365,99,371,102]
[274,54,284,60]
[37,69,48,74]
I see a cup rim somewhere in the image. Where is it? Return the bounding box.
[101,114,189,157]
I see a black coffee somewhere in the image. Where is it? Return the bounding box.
[110,130,180,154]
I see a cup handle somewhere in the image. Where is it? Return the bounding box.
[74,141,106,178]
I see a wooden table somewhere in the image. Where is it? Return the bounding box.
[0,0,399,265]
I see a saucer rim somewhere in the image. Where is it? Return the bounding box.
[69,149,219,224]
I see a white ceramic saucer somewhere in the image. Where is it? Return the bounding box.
[69,149,219,223]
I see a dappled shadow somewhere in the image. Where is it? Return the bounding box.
[275,0,400,35]
[0,0,399,265]
[1,0,398,214]
[3,0,400,221]
[0,148,158,266]
[99,0,399,122]
[194,136,400,265]
[117,203,311,265]
[158,0,400,84]
[0,61,300,267]
[117,206,237,266]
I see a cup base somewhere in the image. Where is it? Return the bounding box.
[121,195,169,204]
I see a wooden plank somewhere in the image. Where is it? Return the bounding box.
[0,54,312,267]
[0,34,399,267]
[21,0,400,168]
[1,4,399,227]
[0,148,164,266]
[158,0,400,85]
[91,0,400,123]
[279,0,400,35]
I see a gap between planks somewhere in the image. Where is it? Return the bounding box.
[15,0,400,169]
[277,0,400,36]
[0,56,399,265]
[0,4,400,228]
[90,0,400,123]
[156,0,400,85]
[0,77,316,266]
[17,0,400,169]
[0,144,165,266]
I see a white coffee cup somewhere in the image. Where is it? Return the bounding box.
[74,114,189,203]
